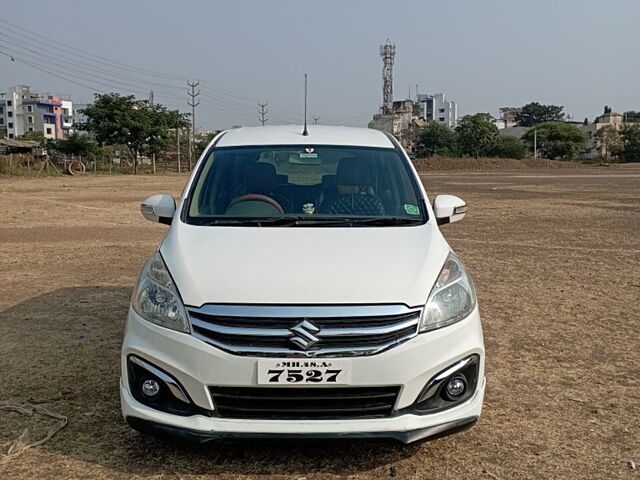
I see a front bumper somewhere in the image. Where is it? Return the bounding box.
[121,306,485,444]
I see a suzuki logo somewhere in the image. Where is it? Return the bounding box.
[289,320,320,350]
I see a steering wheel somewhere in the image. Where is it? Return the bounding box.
[227,194,284,214]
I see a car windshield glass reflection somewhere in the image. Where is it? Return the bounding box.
[186,145,426,226]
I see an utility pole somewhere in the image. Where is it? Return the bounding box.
[187,80,200,170]
[187,125,191,171]
[176,127,181,173]
[534,129,538,159]
[313,115,319,125]
[149,90,156,173]
[258,102,269,126]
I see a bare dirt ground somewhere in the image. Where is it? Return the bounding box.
[1,166,639,479]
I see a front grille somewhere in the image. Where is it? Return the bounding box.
[187,305,422,357]
[210,386,400,419]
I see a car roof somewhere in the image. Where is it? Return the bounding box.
[216,125,395,149]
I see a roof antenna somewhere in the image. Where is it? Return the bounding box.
[302,73,309,136]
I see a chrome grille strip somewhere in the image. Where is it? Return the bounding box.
[187,304,422,357]
[190,318,293,337]
[189,304,416,318]
[319,317,419,337]
[190,315,419,338]
[192,330,418,357]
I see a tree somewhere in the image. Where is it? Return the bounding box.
[79,93,187,174]
[583,118,589,125]
[415,122,460,157]
[622,111,640,123]
[617,124,640,162]
[17,130,45,143]
[456,113,498,158]
[193,130,220,159]
[515,102,564,127]
[522,122,586,160]
[595,125,621,159]
[51,133,98,157]
[491,135,528,159]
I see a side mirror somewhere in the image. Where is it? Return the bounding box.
[433,195,468,225]
[141,194,176,225]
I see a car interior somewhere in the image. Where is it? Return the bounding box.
[189,146,420,218]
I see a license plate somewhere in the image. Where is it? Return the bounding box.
[257,359,352,385]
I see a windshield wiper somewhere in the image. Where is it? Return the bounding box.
[252,216,355,226]
[196,216,421,227]
[347,217,422,226]
[197,216,353,227]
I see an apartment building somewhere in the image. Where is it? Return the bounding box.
[0,85,73,139]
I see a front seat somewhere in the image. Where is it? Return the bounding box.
[321,157,385,216]
[226,163,289,215]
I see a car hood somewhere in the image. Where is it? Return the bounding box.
[160,222,450,307]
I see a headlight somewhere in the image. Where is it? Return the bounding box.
[419,252,476,332]
[131,252,190,333]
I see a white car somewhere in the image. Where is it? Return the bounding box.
[121,125,485,444]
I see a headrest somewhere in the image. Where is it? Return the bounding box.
[243,162,277,195]
[336,157,369,187]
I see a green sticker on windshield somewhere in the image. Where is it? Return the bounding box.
[404,204,420,215]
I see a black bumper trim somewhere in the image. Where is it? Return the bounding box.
[125,415,478,444]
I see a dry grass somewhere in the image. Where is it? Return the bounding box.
[0,167,639,479]
[412,156,584,171]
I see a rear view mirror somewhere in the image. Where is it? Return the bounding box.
[433,195,468,225]
[141,194,176,225]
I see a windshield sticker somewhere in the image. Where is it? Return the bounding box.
[404,204,420,215]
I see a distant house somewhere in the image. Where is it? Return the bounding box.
[368,93,455,153]
[580,112,624,159]
[417,93,458,128]
[0,85,74,140]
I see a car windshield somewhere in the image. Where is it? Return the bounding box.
[185,145,426,226]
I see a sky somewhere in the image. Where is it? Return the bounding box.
[1,0,638,130]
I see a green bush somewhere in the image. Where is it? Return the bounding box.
[522,122,586,160]
[491,136,528,159]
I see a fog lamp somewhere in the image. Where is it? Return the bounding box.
[445,376,466,400]
[141,379,160,398]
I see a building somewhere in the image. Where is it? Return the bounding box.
[61,99,73,137]
[0,85,37,139]
[417,93,458,128]
[22,95,61,139]
[580,111,625,159]
[0,85,73,139]
[368,94,456,153]
[368,99,427,154]
[495,107,521,129]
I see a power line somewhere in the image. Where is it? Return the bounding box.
[0,18,188,81]
[0,30,185,91]
[0,49,105,93]
[0,42,183,99]
[0,19,296,115]
[0,18,322,128]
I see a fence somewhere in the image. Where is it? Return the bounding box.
[0,152,192,176]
